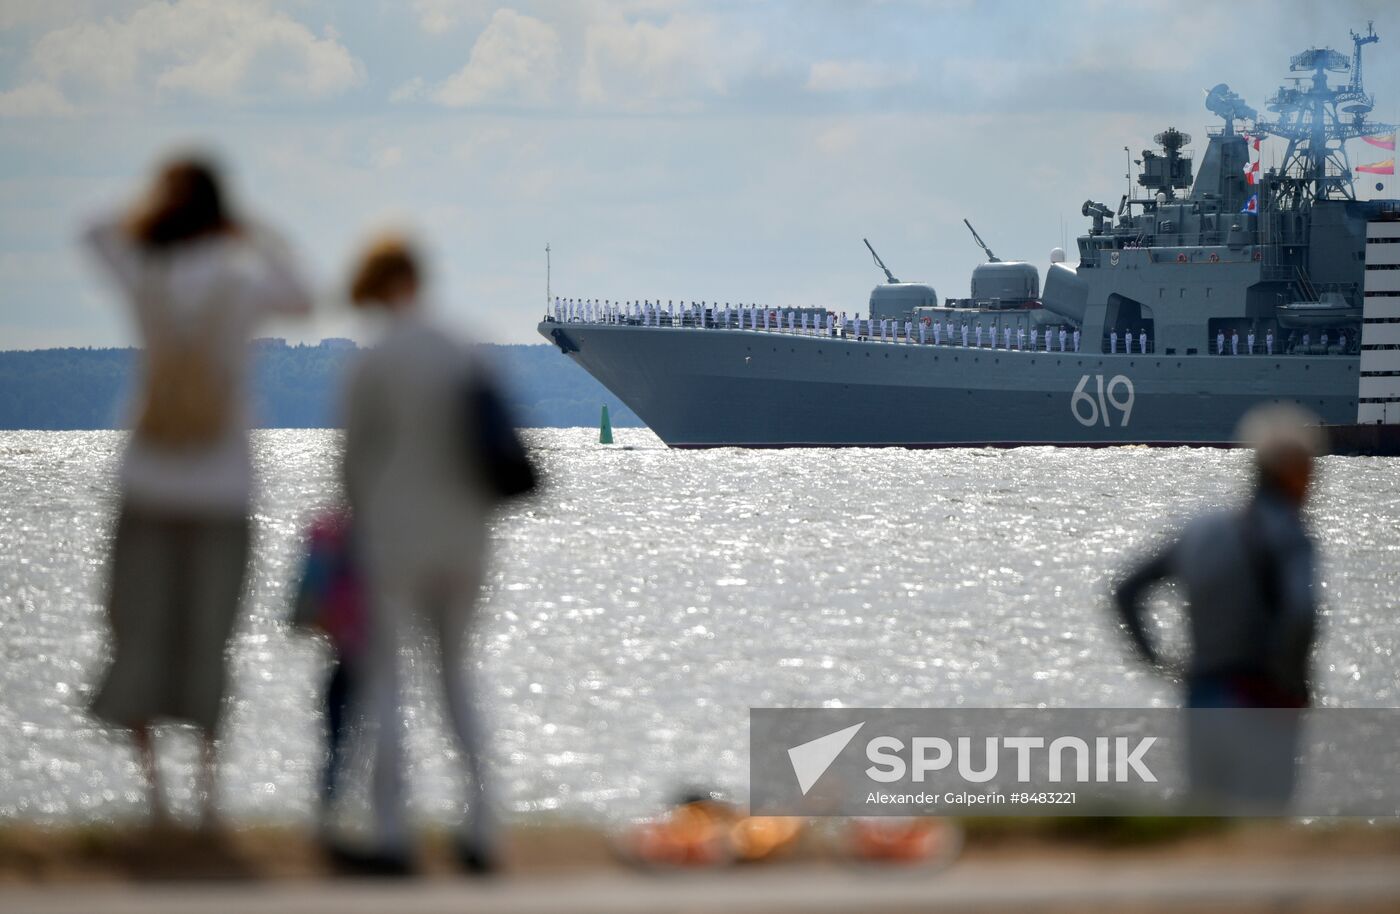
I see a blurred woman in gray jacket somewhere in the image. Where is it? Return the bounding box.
[337,235,497,874]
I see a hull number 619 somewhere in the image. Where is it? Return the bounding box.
[1071,374,1134,427]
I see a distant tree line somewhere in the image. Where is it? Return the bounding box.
[0,342,643,431]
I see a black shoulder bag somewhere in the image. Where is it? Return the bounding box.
[463,370,538,500]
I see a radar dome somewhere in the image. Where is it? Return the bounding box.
[1049,247,1066,264]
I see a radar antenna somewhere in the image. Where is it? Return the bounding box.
[1250,24,1395,207]
[863,238,900,284]
[962,219,1000,262]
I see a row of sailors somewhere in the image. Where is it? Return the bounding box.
[551,298,1089,351]
[1210,328,1347,356]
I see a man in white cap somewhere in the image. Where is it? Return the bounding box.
[1073,328,1081,352]
[1247,329,1256,355]
[1110,329,1118,354]
[1030,327,1038,352]
[1016,326,1025,350]
[1124,329,1133,354]
[1114,403,1323,808]
[1266,329,1275,356]
[1059,327,1067,352]
[1232,330,1240,356]
[1139,329,1147,355]
[1217,329,1226,355]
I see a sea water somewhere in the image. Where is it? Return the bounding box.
[0,429,1395,824]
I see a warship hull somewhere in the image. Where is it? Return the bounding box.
[540,322,1358,447]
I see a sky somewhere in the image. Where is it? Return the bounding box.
[1,0,1398,348]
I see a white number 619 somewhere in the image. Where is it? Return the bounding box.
[1072,374,1134,427]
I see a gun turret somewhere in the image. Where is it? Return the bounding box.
[962,219,1000,263]
[1082,200,1114,235]
[863,237,900,284]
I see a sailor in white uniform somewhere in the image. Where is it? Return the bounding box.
[1338,331,1347,352]
[1059,328,1067,352]
[1139,330,1147,354]
[1030,327,1038,352]
[1231,330,1240,355]
[906,319,913,342]
[1073,328,1082,352]
[1247,330,1255,354]
[1016,326,1025,350]
[1003,326,1012,349]
[1217,329,1226,354]
[1110,330,1118,354]
[1124,330,1133,354]
[1266,329,1274,355]
[961,324,969,347]
[975,325,983,348]
[1320,331,1329,351]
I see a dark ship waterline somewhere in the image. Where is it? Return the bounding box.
[541,28,1400,448]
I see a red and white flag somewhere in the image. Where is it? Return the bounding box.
[1242,159,1261,185]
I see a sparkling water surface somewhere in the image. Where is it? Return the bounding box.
[0,429,1396,825]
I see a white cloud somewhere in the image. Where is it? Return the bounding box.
[805,59,918,93]
[578,11,763,110]
[391,77,428,103]
[435,8,560,107]
[0,82,77,117]
[24,0,363,104]
[376,146,404,169]
[410,0,492,36]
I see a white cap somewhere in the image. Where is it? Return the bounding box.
[1235,403,1325,471]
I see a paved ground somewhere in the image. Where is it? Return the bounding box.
[4,857,1400,914]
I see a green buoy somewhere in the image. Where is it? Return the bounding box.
[599,404,614,445]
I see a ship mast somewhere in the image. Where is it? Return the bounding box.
[1252,24,1395,208]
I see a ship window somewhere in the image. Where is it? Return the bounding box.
[1180,289,1186,298]
[1159,288,1165,298]
[1187,348,1198,355]
[1166,348,1176,355]
[1206,288,1213,298]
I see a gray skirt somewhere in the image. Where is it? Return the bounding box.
[90,506,251,733]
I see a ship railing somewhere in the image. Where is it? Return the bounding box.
[546,306,1112,352]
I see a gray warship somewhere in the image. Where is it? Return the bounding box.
[541,29,1400,448]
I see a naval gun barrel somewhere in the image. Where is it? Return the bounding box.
[863,237,900,284]
[962,219,1000,263]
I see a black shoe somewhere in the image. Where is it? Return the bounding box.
[454,840,500,877]
[325,841,415,878]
